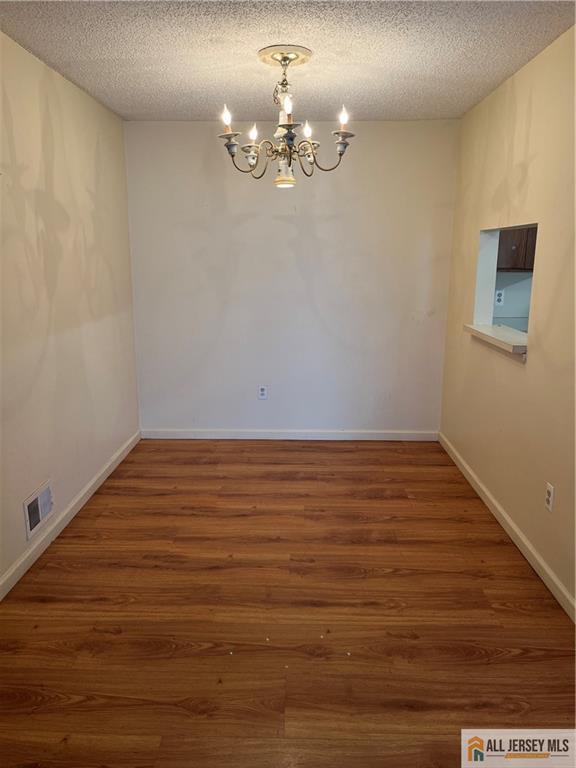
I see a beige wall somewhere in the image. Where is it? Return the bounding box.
[0,33,139,594]
[125,120,458,439]
[441,28,575,615]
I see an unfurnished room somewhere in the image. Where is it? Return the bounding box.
[0,1,575,766]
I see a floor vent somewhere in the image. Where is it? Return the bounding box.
[23,482,54,540]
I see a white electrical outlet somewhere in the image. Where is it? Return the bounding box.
[545,482,555,512]
[495,288,505,306]
[258,385,269,400]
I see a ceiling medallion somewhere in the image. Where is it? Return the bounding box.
[218,44,355,189]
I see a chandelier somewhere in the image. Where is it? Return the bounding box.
[218,44,355,189]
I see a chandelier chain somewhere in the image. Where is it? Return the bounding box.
[273,58,291,106]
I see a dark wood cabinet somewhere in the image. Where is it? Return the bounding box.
[524,226,537,270]
[497,225,537,271]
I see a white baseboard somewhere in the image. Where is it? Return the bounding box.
[439,432,575,622]
[141,428,438,441]
[0,430,141,601]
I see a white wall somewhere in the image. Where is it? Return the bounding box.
[441,28,574,617]
[125,120,458,438]
[1,33,140,595]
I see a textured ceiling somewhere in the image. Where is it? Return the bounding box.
[0,1,573,121]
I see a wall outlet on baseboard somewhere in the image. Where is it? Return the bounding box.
[545,482,555,512]
[258,385,269,400]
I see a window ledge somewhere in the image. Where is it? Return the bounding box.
[464,323,528,355]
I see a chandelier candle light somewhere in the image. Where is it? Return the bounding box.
[218,44,355,188]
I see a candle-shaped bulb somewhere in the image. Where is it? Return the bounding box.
[284,94,293,117]
[221,104,232,130]
[303,120,312,139]
[338,105,349,129]
[249,123,258,142]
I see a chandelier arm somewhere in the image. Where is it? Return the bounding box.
[231,155,256,174]
[296,152,314,178]
[312,153,343,173]
[259,139,276,158]
[296,140,314,156]
[250,157,270,180]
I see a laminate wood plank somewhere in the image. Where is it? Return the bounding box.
[0,666,285,737]
[110,466,466,483]
[483,590,575,628]
[287,640,574,729]
[21,551,546,600]
[284,672,573,737]
[2,582,498,629]
[154,736,457,768]
[0,731,160,768]
[1,619,571,681]
[0,439,573,768]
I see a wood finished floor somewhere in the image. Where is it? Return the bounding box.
[0,439,573,768]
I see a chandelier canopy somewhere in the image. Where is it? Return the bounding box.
[218,44,355,189]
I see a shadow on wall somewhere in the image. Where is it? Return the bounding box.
[1,68,133,420]
[486,78,571,370]
[491,81,534,216]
